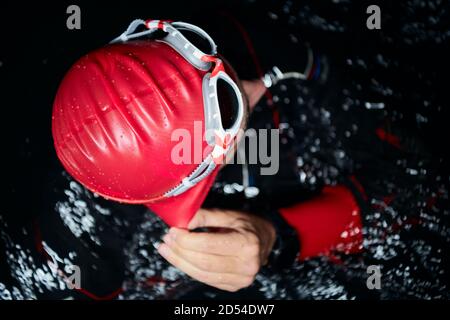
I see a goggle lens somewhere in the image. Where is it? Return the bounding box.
[177,28,216,55]
[217,78,240,130]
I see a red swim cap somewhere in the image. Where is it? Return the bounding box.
[52,40,219,227]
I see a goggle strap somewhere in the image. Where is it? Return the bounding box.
[171,21,218,55]
[111,19,219,71]
[164,156,216,197]
[201,56,225,77]
[110,19,154,43]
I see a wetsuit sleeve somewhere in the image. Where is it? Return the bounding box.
[278,183,364,260]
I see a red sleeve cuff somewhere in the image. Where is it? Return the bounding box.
[279,184,363,260]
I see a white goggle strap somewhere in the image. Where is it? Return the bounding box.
[164,156,216,197]
[171,21,217,55]
[150,21,217,71]
[110,19,157,44]
[110,19,218,71]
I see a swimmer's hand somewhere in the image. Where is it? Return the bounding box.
[157,208,276,292]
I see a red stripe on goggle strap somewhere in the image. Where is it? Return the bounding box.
[212,133,233,164]
[145,19,174,30]
[215,132,232,149]
[201,55,225,77]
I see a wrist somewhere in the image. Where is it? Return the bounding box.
[251,214,277,265]
[262,217,277,265]
[261,210,300,271]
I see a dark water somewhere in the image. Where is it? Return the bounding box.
[0,0,449,299]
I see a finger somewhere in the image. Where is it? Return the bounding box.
[188,208,240,229]
[157,243,254,291]
[168,227,259,257]
[162,234,258,276]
